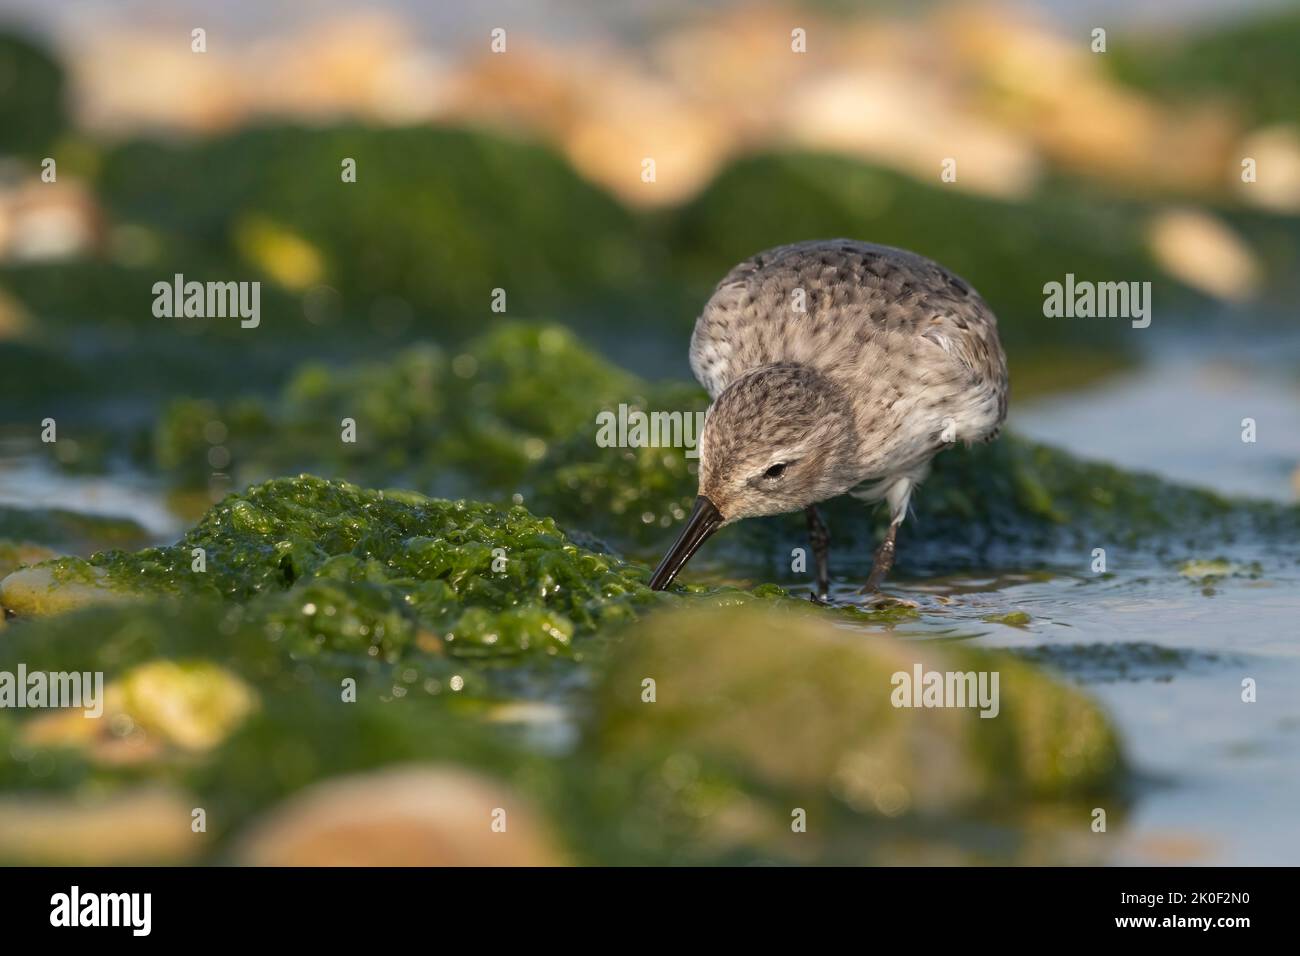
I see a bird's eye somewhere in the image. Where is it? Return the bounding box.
[764,462,787,479]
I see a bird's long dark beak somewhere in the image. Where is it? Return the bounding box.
[648,495,723,591]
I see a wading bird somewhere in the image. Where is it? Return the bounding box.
[648,239,1008,602]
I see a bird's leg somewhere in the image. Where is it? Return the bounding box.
[805,505,831,603]
[861,519,900,594]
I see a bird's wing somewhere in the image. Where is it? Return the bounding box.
[690,239,1007,425]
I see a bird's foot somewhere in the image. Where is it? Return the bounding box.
[808,587,832,606]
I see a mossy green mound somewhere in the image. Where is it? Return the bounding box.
[154,322,664,495]
[1108,8,1300,128]
[90,125,648,338]
[0,540,57,580]
[5,475,659,660]
[572,605,1124,864]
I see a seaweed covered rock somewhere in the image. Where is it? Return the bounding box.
[1108,7,1300,128]
[0,597,552,860]
[0,507,1134,866]
[154,323,658,494]
[0,540,56,579]
[0,564,140,616]
[92,125,649,340]
[578,605,1124,863]
[0,506,152,615]
[3,476,658,661]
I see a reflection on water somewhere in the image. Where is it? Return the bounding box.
[1012,331,1300,503]
[0,453,180,540]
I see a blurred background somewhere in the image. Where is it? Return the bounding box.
[1,1,1299,867]
[2,0,1299,517]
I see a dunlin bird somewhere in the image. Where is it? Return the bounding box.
[648,239,1008,601]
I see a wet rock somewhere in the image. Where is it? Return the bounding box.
[0,540,57,579]
[232,765,565,866]
[0,564,141,617]
[17,475,662,658]
[1178,558,1261,582]
[588,606,1123,839]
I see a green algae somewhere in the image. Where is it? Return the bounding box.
[1178,558,1262,582]
[0,599,538,854]
[592,605,1123,801]
[0,471,1130,866]
[984,610,1032,628]
[153,323,663,496]
[22,475,660,660]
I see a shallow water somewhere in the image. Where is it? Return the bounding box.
[823,560,1300,865]
[0,452,181,539]
[1012,328,1300,503]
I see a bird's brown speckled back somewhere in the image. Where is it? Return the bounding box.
[690,239,1008,478]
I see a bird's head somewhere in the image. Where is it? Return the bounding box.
[648,364,861,590]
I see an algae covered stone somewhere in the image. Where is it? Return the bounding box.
[153,322,660,495]
[589,605,1124,817]
[0,540,57,579]
[0,564,141,617]
[15,475,659,659]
